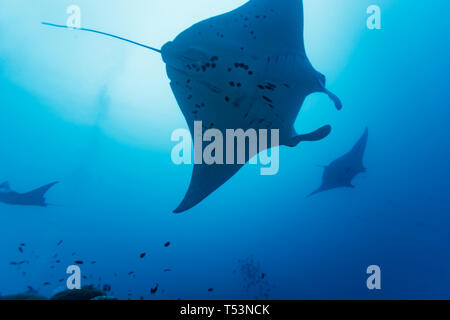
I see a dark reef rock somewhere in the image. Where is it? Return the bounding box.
[91,296,118,300]
[0,293,47,300]
[51,285,106,300]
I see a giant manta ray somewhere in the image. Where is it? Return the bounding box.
[44,0,342,213]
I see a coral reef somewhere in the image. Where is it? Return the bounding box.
[91,296,118,300]
[51,285,106,300]
[0,293,47,300]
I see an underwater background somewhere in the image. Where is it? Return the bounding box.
[0,0,449,300]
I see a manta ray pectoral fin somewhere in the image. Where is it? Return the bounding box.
[286,125,331,147]
[24,182,59,199]
[173,164,244,214]
[0,181,10,190]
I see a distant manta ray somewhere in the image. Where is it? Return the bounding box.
[43,0,342,213]
[308,127,368,197]
[0,181,59,207]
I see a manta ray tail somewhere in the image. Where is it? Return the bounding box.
[306,187,326,198]
[41,22,161,53]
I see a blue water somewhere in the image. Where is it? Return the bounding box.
[0,0,449,299]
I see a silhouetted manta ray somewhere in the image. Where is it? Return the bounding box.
[43,0,342,213]
[0,181,59,207]
[308,128,368,197]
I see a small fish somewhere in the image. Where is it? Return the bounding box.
[20,243,25,247]
[55,260,61,263]
[163,269,172,272]
[103,284,111,292]
[150,284,159,295]
[91,261,96,264]
[128,271,135,276]
[140,253,146,259]
[72,252,76,256]
[43,282,51,286]
[18,247,23,253]
[261,273,265,279]
[57,240,63,246]
[58,279,64,282]
[208,288,214,292]
[74,260,84,265]
[164,242,171,247]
